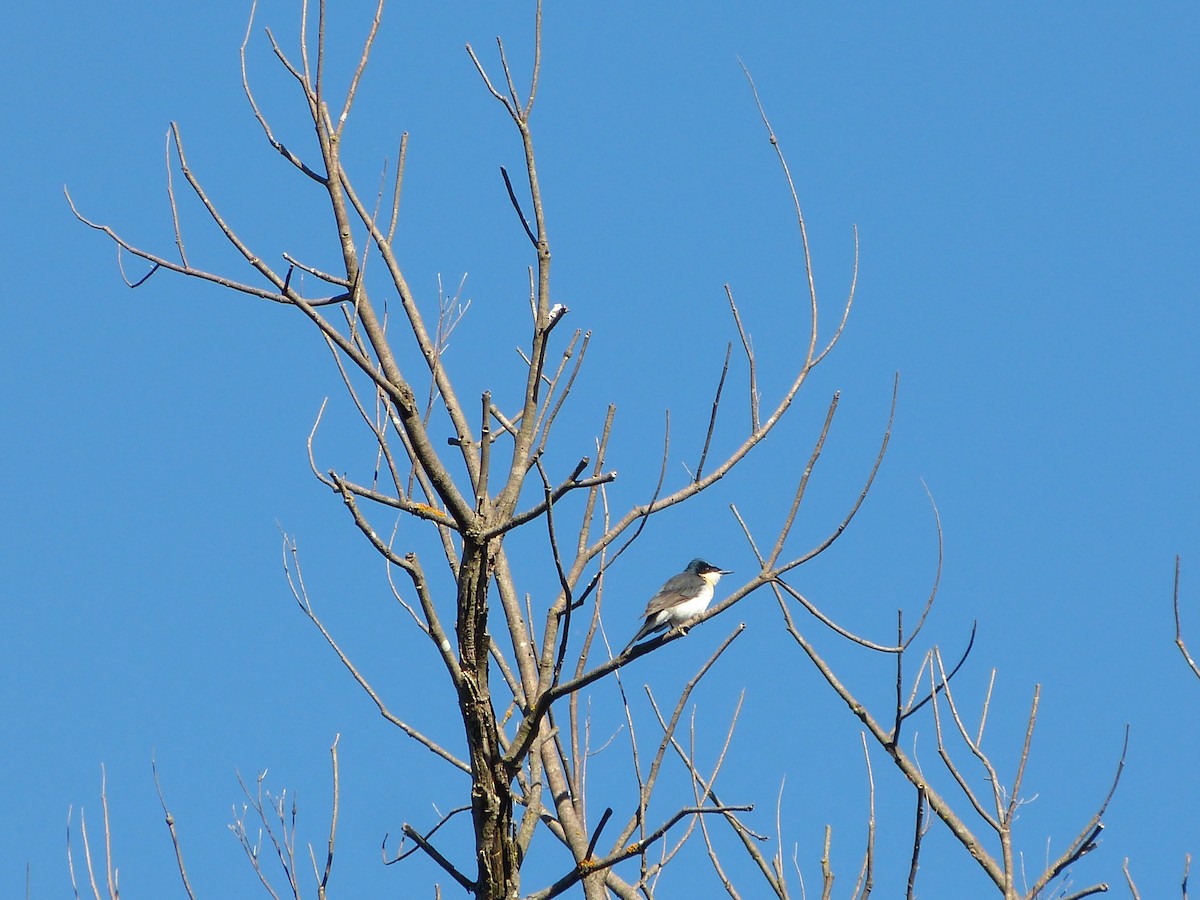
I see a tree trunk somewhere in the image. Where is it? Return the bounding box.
[457,540,519,899]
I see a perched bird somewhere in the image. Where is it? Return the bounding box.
[623,559,732,652]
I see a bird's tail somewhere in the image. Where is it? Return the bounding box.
[622,619,656,654]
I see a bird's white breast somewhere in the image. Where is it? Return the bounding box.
[654,582,715,628]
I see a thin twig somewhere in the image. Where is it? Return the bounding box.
[905,788,926,900]
[282,534,468,771]
[317,735,340,898]
[153,761,198,900]
[398,824,475,892]
[529,806,753,900]
[693,344,730,482]
[1173,557,1200,679]
[1123,858,1141,900]
[500,165,537,246]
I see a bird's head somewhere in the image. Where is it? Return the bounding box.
[686,558,732,581]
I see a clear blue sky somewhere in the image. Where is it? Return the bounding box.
[4,2,1198,897]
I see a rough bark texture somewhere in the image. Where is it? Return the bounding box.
[457,541,518,899]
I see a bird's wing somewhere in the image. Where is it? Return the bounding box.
[640,573,697,617]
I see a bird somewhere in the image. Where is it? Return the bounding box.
[623,559,733,652]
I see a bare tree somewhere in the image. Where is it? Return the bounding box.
[69,2,1132,898]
